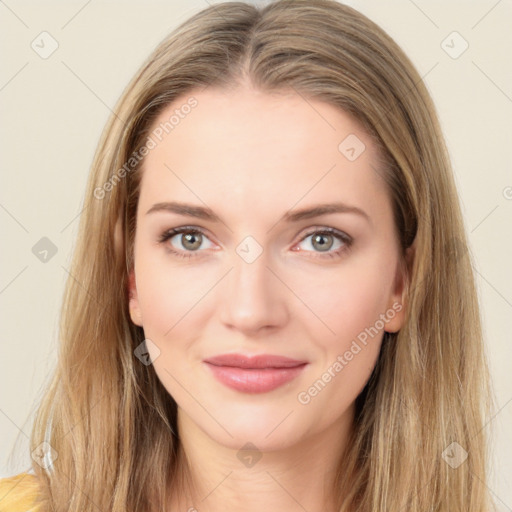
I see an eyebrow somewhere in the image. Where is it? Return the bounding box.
[146,201,371,224]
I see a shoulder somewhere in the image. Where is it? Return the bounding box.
[0,472,42,512]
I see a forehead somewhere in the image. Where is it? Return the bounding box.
[138,86,388,224]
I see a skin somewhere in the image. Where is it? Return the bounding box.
[128,84,411,512]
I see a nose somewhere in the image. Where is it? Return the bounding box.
[219,247,288,336]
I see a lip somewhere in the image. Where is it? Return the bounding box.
[203,353,308,393]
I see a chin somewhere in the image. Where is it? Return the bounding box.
[201,405,306,449]
[211,426,302,453]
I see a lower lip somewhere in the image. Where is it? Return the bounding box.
[204,362,307,393]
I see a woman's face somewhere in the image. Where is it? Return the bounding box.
[128,85,408,451]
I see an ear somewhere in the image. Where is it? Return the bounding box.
[384,240,415,333]
[128,268,143,327]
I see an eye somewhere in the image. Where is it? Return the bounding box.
[158,226,214,259]
[293,228,353,259]
[158,226,353,260]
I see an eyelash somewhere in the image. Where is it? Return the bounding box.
[157,226,353,260]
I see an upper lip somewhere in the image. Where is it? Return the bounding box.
[204,354,308,369]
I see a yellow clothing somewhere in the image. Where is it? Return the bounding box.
[0,472,41,512]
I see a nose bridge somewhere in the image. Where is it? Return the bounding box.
[219,240,287,333]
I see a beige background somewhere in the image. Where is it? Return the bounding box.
[1,0,511,508]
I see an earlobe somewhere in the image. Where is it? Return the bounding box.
[384,242,415,333]
[383,294,404,334]
[128,269,143,327]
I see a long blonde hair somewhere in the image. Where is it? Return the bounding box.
[25,1,494,510]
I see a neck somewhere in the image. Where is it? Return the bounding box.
[169,405,355,512]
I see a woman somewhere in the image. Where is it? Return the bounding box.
[0,0,494,511]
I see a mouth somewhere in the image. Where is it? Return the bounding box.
[203,353,308,393]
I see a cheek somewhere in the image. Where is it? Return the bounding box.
[294,257,394,349]
[291,253,393,400]
[134,253,204,397]
[295,273,386,413]
[135,247,210,337]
